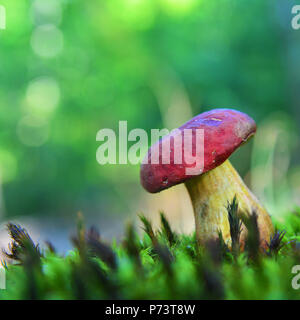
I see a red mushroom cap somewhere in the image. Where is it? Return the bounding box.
[140,108,256,193]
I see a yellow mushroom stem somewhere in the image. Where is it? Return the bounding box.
[185,159,274,249]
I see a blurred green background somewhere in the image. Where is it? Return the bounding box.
[0,0,300,248]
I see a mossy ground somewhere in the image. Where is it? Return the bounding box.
[1,202,300,300]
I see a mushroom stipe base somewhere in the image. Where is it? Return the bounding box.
[185,159,274,250]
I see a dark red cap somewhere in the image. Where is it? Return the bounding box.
[140,108,256,193]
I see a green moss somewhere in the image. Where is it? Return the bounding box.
[1,206,300,300]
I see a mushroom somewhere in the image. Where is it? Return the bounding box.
[140,108,273,249]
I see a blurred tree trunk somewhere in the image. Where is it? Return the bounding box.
[276,1,300,133]
[274,1,300,170]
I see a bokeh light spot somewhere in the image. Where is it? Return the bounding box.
[31,0,62,26]
[31,24,64,58]
[0,150,18,183]
[121,0,156,30]
[17,116,49,147]
[160,0,196,15]
[25,77,60,118]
